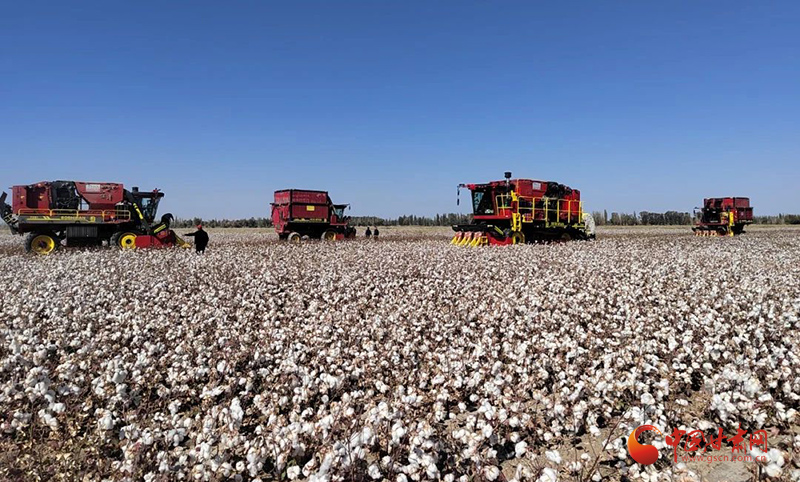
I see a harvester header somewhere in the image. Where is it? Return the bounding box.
[452,172,595,246]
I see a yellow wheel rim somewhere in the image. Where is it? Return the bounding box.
[120,233,137,249]
[289,234,301,243]
[323,231,336,241]
[32,235,56,255]
[511,232,525,244]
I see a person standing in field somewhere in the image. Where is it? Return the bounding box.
[365,227,372,238]
[185,224,209,253]
[373,227,380,238]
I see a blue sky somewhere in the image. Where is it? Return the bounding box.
[2,1,798,218]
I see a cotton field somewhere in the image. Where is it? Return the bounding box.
[1,227,799,482]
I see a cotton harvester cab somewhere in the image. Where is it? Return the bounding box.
[692,197,753,236]
[1,180,189,254]
[451,172,595,246]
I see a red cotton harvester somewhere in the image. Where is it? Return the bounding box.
[1,180,189,254]
[271,189,356,242]
[452,172,596,246]
[692,197,753,237]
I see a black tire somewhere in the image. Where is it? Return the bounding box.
[25,231,59,255]
[322,230,337,241]
[288,232,301,243]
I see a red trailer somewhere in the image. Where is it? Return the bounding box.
[693,197,753,236]
[1,180,188,254]
[271,189,356,242]
[452,172,595,246]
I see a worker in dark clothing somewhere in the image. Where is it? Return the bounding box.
[373,227,380,238]
[185,224,209,253]
[365,227,372,238]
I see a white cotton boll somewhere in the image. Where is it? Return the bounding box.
[640,392,655,405]
[766,449,784,467]
[37,409,58,430]
[361,426,375,446]
[482,424,493,439]
[97,410,114,431]
[302,458,316,477]
[426,462,439,479]
[697,420,714,430]
[391,423,406,444]
[368,464,381,479]
[545,450,562,464]
[229,398,244,430]
[483,466,500,481]
[765,464,782,478]
[515,441,527,457]
[538,467,558,482]
[111,369,127,385]
[396,474,408,482]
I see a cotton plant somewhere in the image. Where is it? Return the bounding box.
[0,228,797,480]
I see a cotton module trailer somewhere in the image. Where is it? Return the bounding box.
[693,197,753,236]
[271,189,356,242]
[1,180,188,254]
[452,172,595,246]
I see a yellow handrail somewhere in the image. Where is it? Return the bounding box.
[494,194,583,226]
[17,208,131,222]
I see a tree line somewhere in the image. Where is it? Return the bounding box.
[173,211,799,228]
[173,218,272,228]
[591,210,800,226]
[172,213,473,228]
[350,213,473,226]
[752,214,800,225]
[590,210,693,226]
